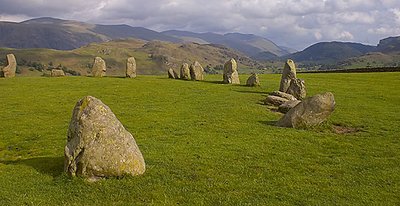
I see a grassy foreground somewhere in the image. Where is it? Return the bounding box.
[0,73,399,205]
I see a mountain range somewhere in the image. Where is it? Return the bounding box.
[0,17,292,60]
[1,17,400,71]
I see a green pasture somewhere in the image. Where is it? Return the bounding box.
[0,73,399,205]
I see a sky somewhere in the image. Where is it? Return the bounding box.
[0,0,399,50]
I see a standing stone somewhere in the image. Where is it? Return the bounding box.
[126,57,137,78]
[278,100,301,114]
[264,96,289,106]
[270,91,297,101]
[223,58,240,84]
[279,59,297,92]
[276,92,335,128]
[64,96,145,180]
[51,69,65,77]
[180,63,190,80]
[168,68,178,79]
[286,78,306,100]
[189,61,204,81]
[1,54,17,78]
[246,73,260,86]
[92,57,106,77]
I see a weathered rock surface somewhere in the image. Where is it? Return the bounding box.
[51,69,65,77]
[92,57,106,77]
[286,78,306,100]
[278,100,301,114]
[276,92,335,128]
[126,57,137,78]
[246,73,260,86]
[270,91,297,101]
[64,96,145,180]
[1,54,17,78]
[168,68,179,79]
[279,59,297,92]
[180,63,190,80]
[264,95,289,106]
[189,61,204,81]
[223,58,240,84]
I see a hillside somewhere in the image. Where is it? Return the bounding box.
[376,36,400,53]
[288,41,376,64]
[0,38,262,76]
[0,17,291,61]
[0,17,180,50]
[163,30,291,60]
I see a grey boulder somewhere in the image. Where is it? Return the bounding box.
[277,92,335,128]
[64,96,145,180]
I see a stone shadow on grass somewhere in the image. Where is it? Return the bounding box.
[234,90,269,94]
[258,120,278,126]
[1,156,64,177]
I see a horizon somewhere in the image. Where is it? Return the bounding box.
[1,0,399,50]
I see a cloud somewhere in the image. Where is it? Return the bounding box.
[0,0,400,50]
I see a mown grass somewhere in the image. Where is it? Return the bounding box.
[0,73,399,205]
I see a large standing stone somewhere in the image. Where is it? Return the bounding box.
[92,57,106,77]
[180,63,190,80]
[246,73,260,87]
[1,54,17,78]
[126,57,137,78]
[64,96,145,180]
[286,78,306,100]
[279,59,297,92]
[168,68,179,79]
[223,58,240,84]
[51,69,65,77]
[276,92,335,128]
[189,61,204,81]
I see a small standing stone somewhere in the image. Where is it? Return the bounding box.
[279,59,297,92]
[1,54,17,78]
[278,100,301,114]
[126,57,137,78]
[276,92,335,128]
[64,96,145,180]
[180,63,190,80]
[168,68,178,79]
[223,58,240,84]
[189,61,204,81]
[51,69,65,77]
[264,96,289,106]
[270,91,297,101]
[246,73,260,86]
[92,57,106,77]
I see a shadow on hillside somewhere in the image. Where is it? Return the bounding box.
[1,156,64,178]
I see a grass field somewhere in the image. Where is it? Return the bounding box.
[0,73,399,205]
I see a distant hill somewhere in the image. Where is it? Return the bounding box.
[0,17,292,61]
[0,17,180,50]
[162,30,292,60]
[376,36,400,53]
[0,38,262,76]
[288,41,376,64]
